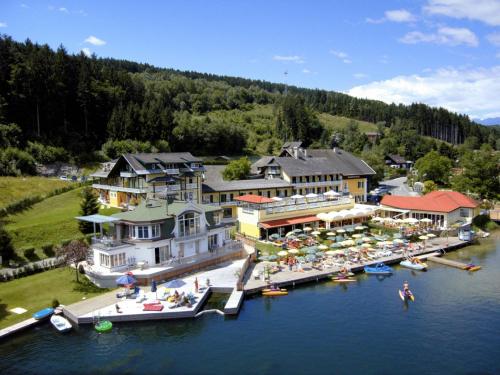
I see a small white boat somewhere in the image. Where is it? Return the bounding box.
[400,259,427,271]
[50,314,72,333]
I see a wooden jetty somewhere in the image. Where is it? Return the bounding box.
[0,318,43,340]
[427,256,481,271]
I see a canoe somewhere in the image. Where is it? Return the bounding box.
[364,263,393,275]
[468,266,481,272]
[400,260,427,271]
[33,307,54,320]
[399,289,415,302]
[95,320,113,333]
[50,315,72,333]
[262,288,287,293]
[333,277,357,283]
[262,290,288,296]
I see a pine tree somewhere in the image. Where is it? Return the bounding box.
[79,187,100,234]
[0,222,15,266]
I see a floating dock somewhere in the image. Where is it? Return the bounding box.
[0,318,43,341]
[427,256,481,271]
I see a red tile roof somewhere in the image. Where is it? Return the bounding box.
[260,215,320,229]
[234,194,274,204]
[381,191,479,213]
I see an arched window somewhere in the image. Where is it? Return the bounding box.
[178,212,201,237]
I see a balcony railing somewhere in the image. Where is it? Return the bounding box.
[292,180,341,188]
[263,197,351,215]
[203,200,239,207]
[91,237,130,250]
[92,183,148,194]
[120,171,137,178]
[174,230,207,242]
[164,168,180,175]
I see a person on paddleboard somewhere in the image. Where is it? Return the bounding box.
[403,280,410,295]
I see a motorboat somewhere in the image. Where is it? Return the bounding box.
[50,314,72,333]
[262,289,288,296]
[364,263,393,275]
[400,259,427,271]
[32,307,54,320]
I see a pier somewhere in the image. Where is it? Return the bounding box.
[0,318,43,341]
[427,256,481,271]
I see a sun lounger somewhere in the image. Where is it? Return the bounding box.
[143,304,164,311]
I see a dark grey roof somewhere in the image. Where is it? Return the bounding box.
[387,154,407,164]
[272,156,338,176]
[121,153,202,174]
[282,141,303,149]
[305,149,376,176]
[203,165,226,183]
[202,178,291,193]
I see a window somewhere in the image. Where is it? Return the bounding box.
[229,193,234,201]
[209,195,214,203]
[136,225,149,239]
[223,208,232,218]
[179,212,201,237]
[357,181,365,189]
[225,228,231,240]
[209,234,218,250]
[214,214,221,225]
[460,208,469,217]
[100,253,125,268]
[221,194,227,203]
[151,224,160,238]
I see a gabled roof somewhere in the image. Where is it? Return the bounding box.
[282,141,303,149]
[112,199,221,222]
[381,191,479,213]
[302,148,376,176]
[386,154,407,164]
[202,178,291,193]
[234,194,274,204]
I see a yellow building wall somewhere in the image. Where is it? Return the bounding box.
[346,178,366,198]
[258,199,354,222]
[238,222,261,238]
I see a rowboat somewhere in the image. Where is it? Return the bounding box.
[332,277,357,283]
[262,288,287,293]
[50,315,72,333]
[95,320,113,332]
[364,263,393,275]
[262,290,288,296]
[32,307,54,320]
[400,260,427,271]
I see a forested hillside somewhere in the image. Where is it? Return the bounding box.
[0,35,498,163]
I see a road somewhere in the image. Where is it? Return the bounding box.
[379,177,420,197]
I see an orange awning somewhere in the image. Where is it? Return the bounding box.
[260,215,319,229]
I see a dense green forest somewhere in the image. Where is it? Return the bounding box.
[0,35,498,160]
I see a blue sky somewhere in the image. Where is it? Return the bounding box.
[2,0,500,119]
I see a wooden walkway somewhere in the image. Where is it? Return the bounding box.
[243,237,471,294]
[0,318,42,340]
[427,256,481,271]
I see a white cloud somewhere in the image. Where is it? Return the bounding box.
[272,55,305,64]
[0,22,7,28]
[84,35,106,46]
[487,32,500,46]
[302,68,311,74]
[21,4,29,8]
[330,50,352,64]
[366,9,415,24]
[59,7,68,13]
[496,52,500,59]
[353,73,368,79]
[399,27,479,46]
[424,0,500,26]
[348,66,500,119]
[385,9,416,23]
[379,55,390,64]
[81,48,91,57]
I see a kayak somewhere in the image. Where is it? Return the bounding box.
[262,290,288,296]
[399,289,415,302]
[400,260,427,271]
[95,320,113,332]
[262,288,287,293]
[50,315,72,333]
[33,307,54,320]
[336,272,355,277]
[364,263,393,275]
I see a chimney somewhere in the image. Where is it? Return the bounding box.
[293,147,298,159]
[303,148,307,158]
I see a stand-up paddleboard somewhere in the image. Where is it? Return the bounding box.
[399,290,415,302]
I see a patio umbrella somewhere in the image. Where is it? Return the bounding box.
[277,250,288,257]
[346,228,355,233]
[361,243,372,248]
[326,231,336,236]
[297,234,309,239]
[288,249,299,254]
[285,231,295,237]
[393,238,405,244]
[371,217,384,222]
[290,194,304,199]
[343,239,355,246]
[362,237,373,242]
[404,217,419,224]
[336,229,346,234]
[420,218,433,223]
[326,250,337,256]
[327,236,337,241]
[318,244,328,250]
[324,190,341,197]
[311,231,321,236]
[116,273,136,286]
[426,233,436,238]
[305,193,318,198]
[268,255,278,261]
[355,226,366,231]
[296,256,306,262]
[165,279,185,288]
[271,196,283,201]
[151,280,157,299]
[269,233,280,240]
[419,235,429,240]
[303,227,313,232]
[305,254,316,262]
[258,256,269,261]
[293,228,303,233]
[352,234,362,239]
[330,243,342,248]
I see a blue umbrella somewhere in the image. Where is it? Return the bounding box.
[151,280,157,299]
[165,279,185,288]
[306,254,316,262]
[306,248,317,254]
[116,273,136,286]
[268,255,278,261]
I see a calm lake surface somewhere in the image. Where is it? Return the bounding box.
[2,234,500,375]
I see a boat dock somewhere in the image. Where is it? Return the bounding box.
[243,237,472,294]
[0,318,42,341]
[427,256,481,271]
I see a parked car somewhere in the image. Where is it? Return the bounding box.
[59,175,68,181]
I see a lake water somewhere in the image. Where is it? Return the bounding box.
[1,235,500,375]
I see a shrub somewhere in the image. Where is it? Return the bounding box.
[51,299,60,308]
[42,244,55,257]
[61,239,72,247]
[23,247,36,259]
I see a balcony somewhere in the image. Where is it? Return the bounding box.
[164,168,180,175]
[262,197,352,215]
[91,237,130,251]
[292,180,341,188]
[186,183,199,189]
[174,230,207,242]
[120,171,137,178]
[202,200,239,207]
[92,183,148,194]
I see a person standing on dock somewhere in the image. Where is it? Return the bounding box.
[194,277,199,293]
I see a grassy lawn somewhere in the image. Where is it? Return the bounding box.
[0,176,73,208]
[4,187,121,259]
[318,113,378,133]
[0,267,110,329]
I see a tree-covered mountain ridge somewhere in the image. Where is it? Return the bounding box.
[0,35,498,161]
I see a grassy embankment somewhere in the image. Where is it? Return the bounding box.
[0,267,110,329]
[2,178,119,260]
